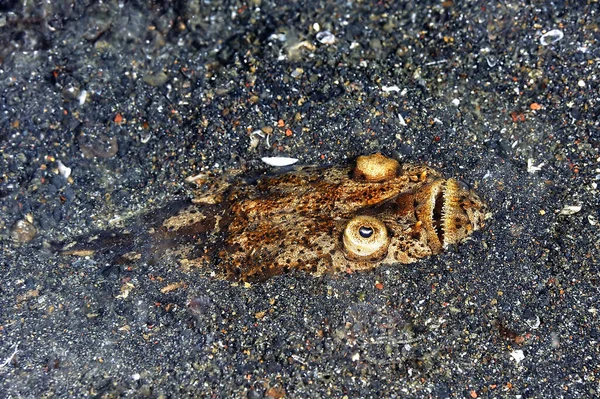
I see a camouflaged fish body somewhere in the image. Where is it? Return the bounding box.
[61,154,488,282]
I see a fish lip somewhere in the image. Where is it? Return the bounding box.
[439,179,489,248]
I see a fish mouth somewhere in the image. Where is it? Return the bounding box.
[432,184,446,245]
[413,178,487,251]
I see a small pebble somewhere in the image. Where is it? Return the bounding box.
[142,71,169,87]
[78,132,119,159]
[10,219,37,243]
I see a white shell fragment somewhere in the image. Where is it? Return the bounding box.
[382,85,401,92]
[527,159,544,174]
[398,114,407,126]
[510,349,525,365]
[261,157,299,167]
[316,31,336,45]
[559,204,582,216]
[540,29,564,46]
[56,160,72,179]
[78,90,88,105]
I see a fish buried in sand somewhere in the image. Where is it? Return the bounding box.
[60,153,489,282]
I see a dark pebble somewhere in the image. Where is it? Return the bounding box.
[51,174,67,189]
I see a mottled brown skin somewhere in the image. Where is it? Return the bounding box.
[60,154,489,282]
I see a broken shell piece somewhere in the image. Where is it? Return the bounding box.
[261,157,299,167]
[559,204,582,216]
[540,29,564,46]
[316,31,336,45]
[56,160,72,179]
[527,159,544,173]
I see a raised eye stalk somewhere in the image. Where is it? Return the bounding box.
[352,153,400,182]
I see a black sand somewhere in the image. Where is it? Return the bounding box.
[1,1,599,397]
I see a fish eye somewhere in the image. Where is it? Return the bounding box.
[359,226,374,238]
[343,216,389,261]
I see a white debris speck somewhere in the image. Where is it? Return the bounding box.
[56,160,72,179]
[268,33,287,42]
[382,85,401,92]
[527,159,544,173]
[486,55,498,67]
[248,130,264,151]
[588,214,597,226]
[351,352,360,362]
[0,342,19,368]
[313,22,320,32]
[577,80,586,88]
[551,332,560,348]
[540,29,564,46]
[559,204,582,216]
[398,114,407,126]
[291,68,304,78]
[510,349,525,364]
[78,90,88,105]
[108,215,124,226]
[261,157,299,167]
[316,31,335,45]
[131,373,141,381]
[140,131,152,144]
[451,98,460,106]
[291,354,307,365]
[525,314,541,329]
[425,59,447,66]
[349,41,360,49]
[185,172,208,183]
